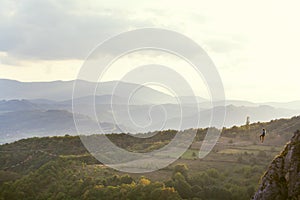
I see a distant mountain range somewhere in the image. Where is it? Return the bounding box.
[0,109,122,144]
[1,78,300,108]
[0,79,299,143]
[0,79,177,104]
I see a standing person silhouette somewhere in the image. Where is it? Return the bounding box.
[259,129,266,143]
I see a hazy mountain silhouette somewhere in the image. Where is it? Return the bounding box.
[0,79,299,142]
[0,109,123,144]
[0,99,39,113]
[0,79,176,104]
[156,105,299,131]
[0,99,299,139]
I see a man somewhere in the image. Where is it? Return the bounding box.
[259,129,266,143]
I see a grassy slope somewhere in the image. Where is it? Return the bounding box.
[0,116,299,199]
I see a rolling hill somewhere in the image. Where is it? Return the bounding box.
[0,99,299,141]
[0,109,122,144]
[0,116,299,199]
[0,79,299,143]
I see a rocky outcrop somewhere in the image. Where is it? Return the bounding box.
[253,130,300,200]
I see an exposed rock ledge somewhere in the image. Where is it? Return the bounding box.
[253,130,300,200]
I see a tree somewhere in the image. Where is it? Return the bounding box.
[192,152,197,157]
[139,177,151,186]
[173,172,193,199]
[172,164,189,180]
[120,174,133,184]
[150,187,181,200]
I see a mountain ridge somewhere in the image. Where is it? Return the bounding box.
[1,79,300,109]
[0,79,176,103]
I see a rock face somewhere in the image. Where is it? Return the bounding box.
[253,130,300,200]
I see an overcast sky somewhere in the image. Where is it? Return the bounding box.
[0,0,299,102]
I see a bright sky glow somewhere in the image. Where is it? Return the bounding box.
[0,0,299,102]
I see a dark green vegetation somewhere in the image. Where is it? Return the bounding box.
[0,116,299,200]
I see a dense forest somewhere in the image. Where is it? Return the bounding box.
[0,116,299,199]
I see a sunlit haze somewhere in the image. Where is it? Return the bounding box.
[0,0,300,102]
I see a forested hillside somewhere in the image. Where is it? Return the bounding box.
[0,116,299,199]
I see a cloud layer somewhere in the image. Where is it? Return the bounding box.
[0,0,300,102]
[0,0,154,60]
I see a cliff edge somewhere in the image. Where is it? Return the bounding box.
[253,130,300,200]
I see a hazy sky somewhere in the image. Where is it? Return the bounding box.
[0,0,299,102]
